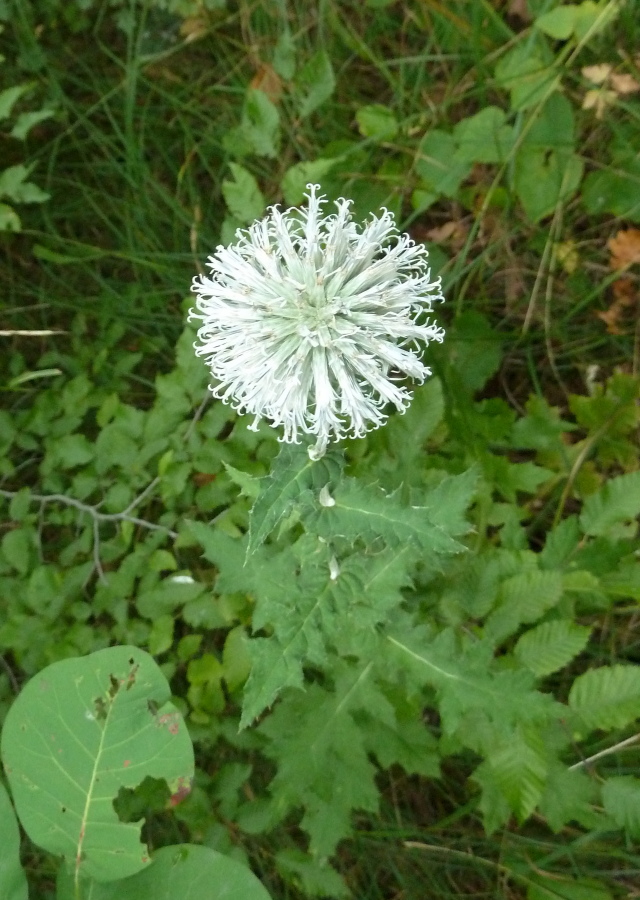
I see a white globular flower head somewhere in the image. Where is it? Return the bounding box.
[190,184,445,459]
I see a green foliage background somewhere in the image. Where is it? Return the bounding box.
[2,0,640,898]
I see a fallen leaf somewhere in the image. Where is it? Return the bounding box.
[250,64,283,103]
[610,72,640,94]
[582,88,616,118]
[582,65,640,118]
[425,219,469,250]
[607,227,640,270]
[582,63,612,85]
[596,277,638,335]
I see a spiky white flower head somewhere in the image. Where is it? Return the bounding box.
[190,184,445,459]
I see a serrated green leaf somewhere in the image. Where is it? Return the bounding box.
[387,626,556,737]
[488,725,548,820]
[221,163,265,224]
[1,646,194,883]
[241,636,307,728]
[515,620,592,677]
[56,844,272,900]
[222,461,261,499]
[485,569,564,643]
[0,781,28,900]
[601,776,640,837]
[569,664,640,731]
[241,89,280,158]
[248,443,344,555]
[579,470,640,536]
[308,477,469,555]
[275,851,348,899]
[259,666,381,856]
[295,50,335,118]
[538,762,597,832]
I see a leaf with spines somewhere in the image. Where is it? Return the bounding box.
[1,647,194,884]
[248,444,344,555]
[305,468,476,555]
[258,663,385,857]
[515,620,592,677]
[569,664,640,731]
[387,623,558,738]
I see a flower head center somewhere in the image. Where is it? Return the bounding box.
[295,279,339,347]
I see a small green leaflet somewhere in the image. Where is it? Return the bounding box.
[515,620,592,677]
[579,470,640,536]
[1,646,194,883]
[569,664,640,731]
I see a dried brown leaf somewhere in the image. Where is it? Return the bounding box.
[608,228,640,270]
[250,64,283,103]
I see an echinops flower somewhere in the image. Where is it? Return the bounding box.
[190,184,445,459]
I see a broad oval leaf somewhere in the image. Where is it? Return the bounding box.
[1,646,194,884]
[56,844,272,900]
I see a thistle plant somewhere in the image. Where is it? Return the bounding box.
[190,184,445,459]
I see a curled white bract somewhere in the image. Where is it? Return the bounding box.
[190,184,445,459]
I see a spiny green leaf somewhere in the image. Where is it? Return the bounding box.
[569,664,640,731]
[248,444,344,555]
[387,626,556,737]
[259,665,381,856]
[579,470,640,536]
[307,476,470,555]
[515,620,592,677]
[1,646,194,883]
